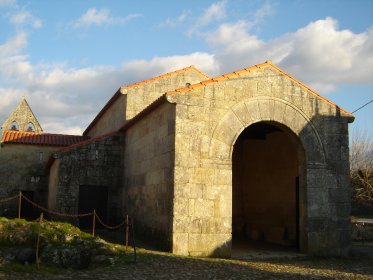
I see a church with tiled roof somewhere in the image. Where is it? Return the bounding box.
[0,61,355,258]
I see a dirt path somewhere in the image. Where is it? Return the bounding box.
[1,250,373,280]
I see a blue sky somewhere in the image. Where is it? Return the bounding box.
[0,0,372,140]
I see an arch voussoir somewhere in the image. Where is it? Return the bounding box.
[231,102,251,127]
[210,97,326,164]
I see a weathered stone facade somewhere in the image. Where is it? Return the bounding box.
[165,62,353,256]
[123,102,176,250]
[84,66,209,138]
[50,134,124,224]
[0,99,86,218]
[45,61,354,257]
[0,144,56,216]
[0,98,45,206]
[1,98,42,133]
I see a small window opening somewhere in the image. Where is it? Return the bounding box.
[9,121,19,131]
[25,122,35,132]
[185,83,191,87]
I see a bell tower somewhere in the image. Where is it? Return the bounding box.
[1,97,43,133]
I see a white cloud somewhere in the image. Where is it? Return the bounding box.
[198,1,226,26]
[161,10,189,27]
[0,33,122,133]
[72,8,141,28]
[205,20,263,51]
[0,32,33,86]
[204,17,373,93]
[188,1,227,35]
[122,52,219,81]
[254,2,275,22]
[0,32,219,134]
[0,0,15,7]
[0,32,218,134]
[1,12,372,135]
[42,121,84,135]
[279,18,372,85]
[0,31,27,55]
[9,10,42,28]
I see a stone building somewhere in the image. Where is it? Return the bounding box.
[2,61,355,257]
[0,98,86,217]
[1,98,43,133]
[47,61,354,257]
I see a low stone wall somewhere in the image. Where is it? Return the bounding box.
[124,102,176,250]
[0,144,59,217]
[51,135,124,225]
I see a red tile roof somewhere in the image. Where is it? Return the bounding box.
[166,61,354,117]
[83,66,210,136]
[1,130,88,147]
[58,131,121,152]
[121,65,210,90]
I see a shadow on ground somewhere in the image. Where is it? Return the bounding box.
[34,229,370,280]
[1,245,373,280]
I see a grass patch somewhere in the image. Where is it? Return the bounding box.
[0,217,136,272]
[0,261,73,276]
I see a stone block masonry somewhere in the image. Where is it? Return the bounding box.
[167,62,354,257]
[124,102,176,251]
[50,135,124,225]
[46,61,354,259]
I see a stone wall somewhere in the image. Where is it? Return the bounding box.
[86,94,126,138]
[167,62,354,257]
[86,68,208,138]
[124,102,176,250]
[0,144,58,216]
[1,98,42,133]
[48,159,60,210]
[51,135,124,224]
[125,68,209,120]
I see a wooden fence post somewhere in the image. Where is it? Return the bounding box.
[18,191,22,219]
[125,215,129,250]
[130,217,137,263]
[92,210,96,237]
[36,212,43,269]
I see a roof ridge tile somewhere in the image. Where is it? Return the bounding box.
[165,61,353,116]
[122,65,210,90]
[84,65,210,135]
[166,62,270,95]
[1,130,87,147]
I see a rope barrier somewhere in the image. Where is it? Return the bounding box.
[0,194,19,203]
[94,212,127,230]
[0,192,137,263]
[21,194,93,217]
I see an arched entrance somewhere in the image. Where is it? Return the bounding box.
[232,121,306,252]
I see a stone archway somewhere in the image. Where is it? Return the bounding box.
[208,97,327,254]
[232,121,306,252]
[209,97,326,165]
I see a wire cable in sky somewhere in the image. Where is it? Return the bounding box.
[352,99,373,113]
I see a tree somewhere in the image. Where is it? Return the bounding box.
[350,129,373,208]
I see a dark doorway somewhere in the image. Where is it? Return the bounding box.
[78,185,108,229]
[232,122,304,251]
[21,190,36,220]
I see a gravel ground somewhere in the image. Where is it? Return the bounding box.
[1,249,373,280]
